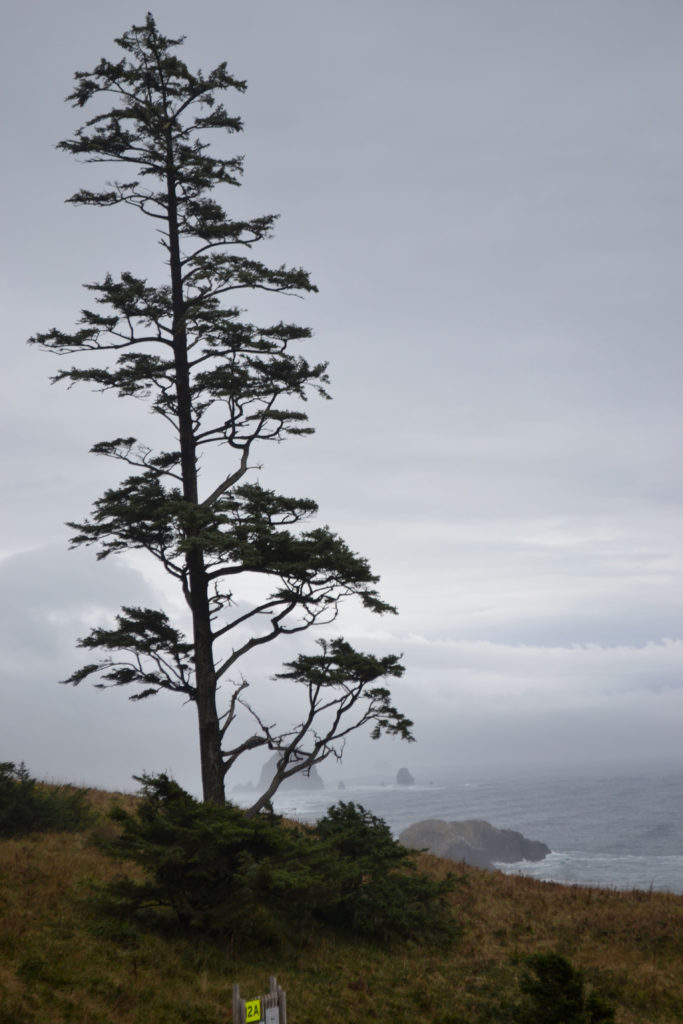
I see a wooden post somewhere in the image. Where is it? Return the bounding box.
[269,976,287,1024]
[231,977,286,1024]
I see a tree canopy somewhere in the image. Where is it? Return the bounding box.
[30,14,412,806]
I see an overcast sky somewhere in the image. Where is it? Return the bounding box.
[2,0,682,794]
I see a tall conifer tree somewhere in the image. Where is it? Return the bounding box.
[30,15,412,807]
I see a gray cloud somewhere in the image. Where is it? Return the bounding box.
[2,0,682,787]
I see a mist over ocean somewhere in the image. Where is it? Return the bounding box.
[231,762,683,894]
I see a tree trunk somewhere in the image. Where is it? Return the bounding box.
[188,546,225,804]
[166,132,225,804]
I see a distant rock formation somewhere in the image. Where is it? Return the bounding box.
[257,753,325,792]
[396,767,415,786]
[399,819,550,871]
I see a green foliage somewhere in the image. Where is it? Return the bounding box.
[517,953,616,1024]
[0,762,92,838]
[100,774,326,943]
[315,801,457,941]
[61,606,195,700]
[98,777,456,948]
[276,643,410,741]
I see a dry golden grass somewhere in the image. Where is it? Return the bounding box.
[0,786,681,1023]
[430,853,683,1023]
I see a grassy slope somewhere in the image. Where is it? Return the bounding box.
[0,786,682,1024]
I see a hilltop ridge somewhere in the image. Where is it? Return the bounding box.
[0,782,682,1023]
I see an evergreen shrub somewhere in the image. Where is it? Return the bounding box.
[517,953,616,1024]
[99,775,456,946]
[0,762,92,838]
[100,774,318,942]
[316,800,457,941]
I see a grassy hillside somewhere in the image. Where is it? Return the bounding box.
[0,784,682,1023]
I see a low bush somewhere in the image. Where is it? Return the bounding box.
[516,952,616,1024]
[99,774,318,943]
[315,800,457,941]
[98,775,456,947]
[0,762,92,838]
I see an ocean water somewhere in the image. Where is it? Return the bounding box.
[233,763,683,894]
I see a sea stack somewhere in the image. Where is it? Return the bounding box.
[400,819,550,870]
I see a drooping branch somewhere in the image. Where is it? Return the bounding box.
[62,606,196,700]
[242,639,411,816]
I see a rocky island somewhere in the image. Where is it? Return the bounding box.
[400,819,550,871]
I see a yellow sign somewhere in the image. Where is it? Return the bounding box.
[245,999,261,1022]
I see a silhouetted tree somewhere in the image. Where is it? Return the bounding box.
[30,15,412,806]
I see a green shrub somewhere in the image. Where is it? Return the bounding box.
[314,801,457,942]
[99,773,322,943]
[0,762,92,838]
[517,953,616,1024]
[98,777,457,947]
